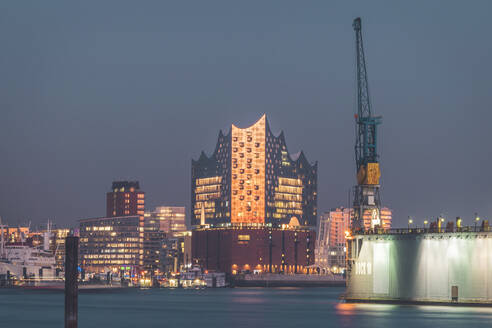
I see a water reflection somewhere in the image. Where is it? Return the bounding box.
[336,302,397,316]
[336,302,356,315]
[2,288,492,328]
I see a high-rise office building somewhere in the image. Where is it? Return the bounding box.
[80,216,144,272]
[191,115,317,274]
[106,181,145,217]
[191,114,317,227]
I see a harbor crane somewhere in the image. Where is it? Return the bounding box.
[352,17,382,232]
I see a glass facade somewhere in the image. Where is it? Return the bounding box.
[191,114,317,228]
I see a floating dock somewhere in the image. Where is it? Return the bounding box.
[345,227,492,305]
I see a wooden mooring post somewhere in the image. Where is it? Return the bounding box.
[65,236,79,328]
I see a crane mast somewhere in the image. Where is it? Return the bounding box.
[352,17,382,232]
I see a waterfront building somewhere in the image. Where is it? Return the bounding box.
[80,181,161,273]
[142,215,164,271]
[191,115,317,274]
[79,215,163,273]
[80,216,144,272]
[160,231,192,273]
[191,114,317,227]
[145,206,187,238]
[106,181,145,217]
[193,226,314,274]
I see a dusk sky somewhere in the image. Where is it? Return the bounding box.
[1,1,491,229]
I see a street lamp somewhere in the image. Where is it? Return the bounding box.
[438,216,445,232]
[408,217,413,230]
[475,213,480,231]
[424,220,428,230]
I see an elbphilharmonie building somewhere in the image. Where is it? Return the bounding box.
[191,114,317,228]
[191,115,317,274]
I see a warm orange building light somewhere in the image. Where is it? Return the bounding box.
[231,115,266,224]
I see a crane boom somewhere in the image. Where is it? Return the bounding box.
[354,17,372,122]
[352,17,382,232]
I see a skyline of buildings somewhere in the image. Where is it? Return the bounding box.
[79,181,190,274]
[2,115,396,276]
[2,176,396,276]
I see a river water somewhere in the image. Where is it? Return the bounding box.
[1,287,492,327]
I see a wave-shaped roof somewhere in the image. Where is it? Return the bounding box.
[193,114,316,167]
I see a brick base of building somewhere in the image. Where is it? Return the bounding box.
[192,226,315,274]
